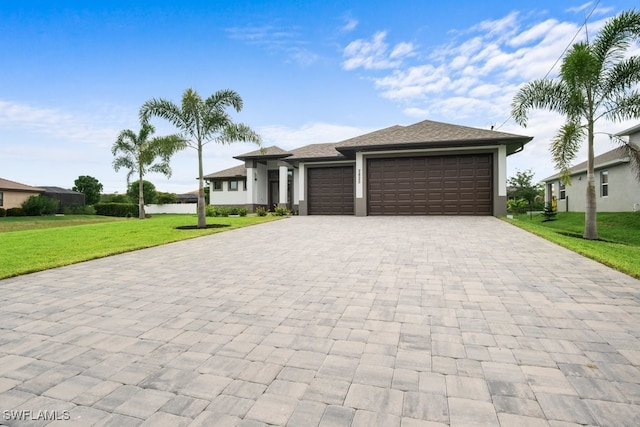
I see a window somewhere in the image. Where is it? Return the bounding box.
[559,182,566,200]
[601,170,609,197]
[243,180,247,191]
[0,191,3,207]
[212,181,222,191]
[229,180,238,191]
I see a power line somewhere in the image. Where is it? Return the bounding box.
[494,0,601,131]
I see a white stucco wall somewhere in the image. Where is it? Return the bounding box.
[145,204,197,214]
[210,180,247,206]
[550,163,640,212]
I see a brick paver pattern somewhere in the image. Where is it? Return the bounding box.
[0,216,639,426]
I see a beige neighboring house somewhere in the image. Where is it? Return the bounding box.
[0,178,44,210]
[542,123,640,212]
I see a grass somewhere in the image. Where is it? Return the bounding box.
[0,214,281,279]
[504,211,640,279]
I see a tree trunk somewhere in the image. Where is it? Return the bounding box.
[138,170,145,219]
[584,119,598,240]
[197,143,206,228]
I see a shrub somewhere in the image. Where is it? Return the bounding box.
[6,207,25,217]
[156,192,178,204]
[22,195,59,216]
[94,202,139,217]
[228,207,239,215]
[63,205,97,215]
[542,202,557,222]
[273,205,291,216]
[205,206,231,217]
[0,208,5,217]
[238,207,248,217]
[507,198,529,215]
[255,206,268,217]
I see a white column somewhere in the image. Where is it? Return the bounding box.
[498,145,507,197]
[298,163,305,201]
[356,152,364,199]
[279,165,288,205]
[246,166,255,204]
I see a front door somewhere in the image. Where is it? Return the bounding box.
[269,180,279,211]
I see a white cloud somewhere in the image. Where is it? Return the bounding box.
[259,122,373,149]
[0,99,126,146]
[342,31,415,70]
[341,17,358,32]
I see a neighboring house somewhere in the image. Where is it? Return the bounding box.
[38,186,85,213]
[0,178,43,209]
[542,124,640,212]
[205,119,533,216]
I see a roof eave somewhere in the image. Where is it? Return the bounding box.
[335,136,533,154]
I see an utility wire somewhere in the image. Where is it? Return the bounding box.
[494,0,601,131]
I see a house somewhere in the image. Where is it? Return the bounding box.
[0,178,44,210]
[205,119,533,216]
[542,124,640,212]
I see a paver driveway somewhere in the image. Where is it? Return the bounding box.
[0,216,639,426]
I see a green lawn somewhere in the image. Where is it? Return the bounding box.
[504,212,640,279]
[0,214,281,279]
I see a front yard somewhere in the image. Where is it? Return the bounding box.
[0,214,280,279]
[504,212,640,279]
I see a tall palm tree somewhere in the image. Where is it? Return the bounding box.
[511,9,640,240]
[112,123,186,219]
[140,88,261,228]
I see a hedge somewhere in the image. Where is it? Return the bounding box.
[94,202,139,217]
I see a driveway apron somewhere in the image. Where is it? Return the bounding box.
[0,216,639,426]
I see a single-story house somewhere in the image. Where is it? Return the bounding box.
[38,186,85,213]
[542,124,640,212]
[205,119,533,216]
[0,178,44,209]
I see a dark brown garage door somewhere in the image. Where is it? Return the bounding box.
[367,154,492,215]
[308,166,354,215]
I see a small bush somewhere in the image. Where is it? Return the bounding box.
[507,198,529,215]
[255,206,268,217]
[238,207,248,217]
[156,192,178,204]
[0,208,5,217]
[22,195,59,216]
[6,207,25,217]
[94,202,138,217]
[542,202,557,222]
[273,205,291,216]
[205,206,231,217]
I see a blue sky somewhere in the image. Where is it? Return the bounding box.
[1,0,639,194]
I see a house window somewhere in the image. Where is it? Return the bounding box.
[212,181,222,191]
[559,182,566,200]
[229,180,238,191]
[0,191,3,206]
[243,180,247,191]
[601,170,608,197]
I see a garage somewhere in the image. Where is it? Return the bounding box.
[307,166,354,215]
[367,154,493,215]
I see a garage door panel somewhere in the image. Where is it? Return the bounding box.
[367,154,492,215]
[308,166,354,215]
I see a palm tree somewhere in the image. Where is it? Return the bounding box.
[112,123,186,219]
[140,88,261,228]
[511,9,640,240]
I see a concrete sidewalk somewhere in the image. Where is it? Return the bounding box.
[0,216,639,426]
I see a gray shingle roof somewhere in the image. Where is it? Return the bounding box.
[204,164,247,179]
[286,143,347,161]
[0,178,43,192]
[541,147,629,182]
[233,145,291,160]
[335,120,531,150]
